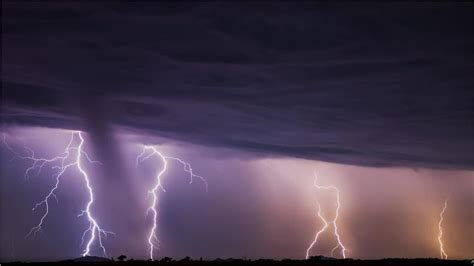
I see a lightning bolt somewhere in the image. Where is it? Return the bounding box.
[3,131,113,257]
[3,134,70,181]
[306,171,347,259]
[136,145,208,260]
[437,198,449,260]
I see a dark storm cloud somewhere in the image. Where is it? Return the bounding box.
[2,2,473,168]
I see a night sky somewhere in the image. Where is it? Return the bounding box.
[1,2,473,262]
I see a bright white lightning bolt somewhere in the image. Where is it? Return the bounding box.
[136,145,208,260]
[306,171,347,259]
[437,198,449,260]
[3,131,112,257]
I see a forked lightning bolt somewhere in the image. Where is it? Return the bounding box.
[437,198,449,260]
[136,145,208,260]
[3,131,112,257]
[306,171,347,259]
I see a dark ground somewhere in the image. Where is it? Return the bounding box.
[2,257,473,266]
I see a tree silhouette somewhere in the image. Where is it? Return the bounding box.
[160,257,173,263]
[117,255,127,262]
[180,256,191,262]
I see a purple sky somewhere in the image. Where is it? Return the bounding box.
[2,2,473,169]
[1,127,473,261]
[1,2,474,262]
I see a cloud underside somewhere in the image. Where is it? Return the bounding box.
[2,3,473,169]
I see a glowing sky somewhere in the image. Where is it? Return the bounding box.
[1,127,473,261]
[1,2,474,262]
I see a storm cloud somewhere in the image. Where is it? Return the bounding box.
[2,2,473,168]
